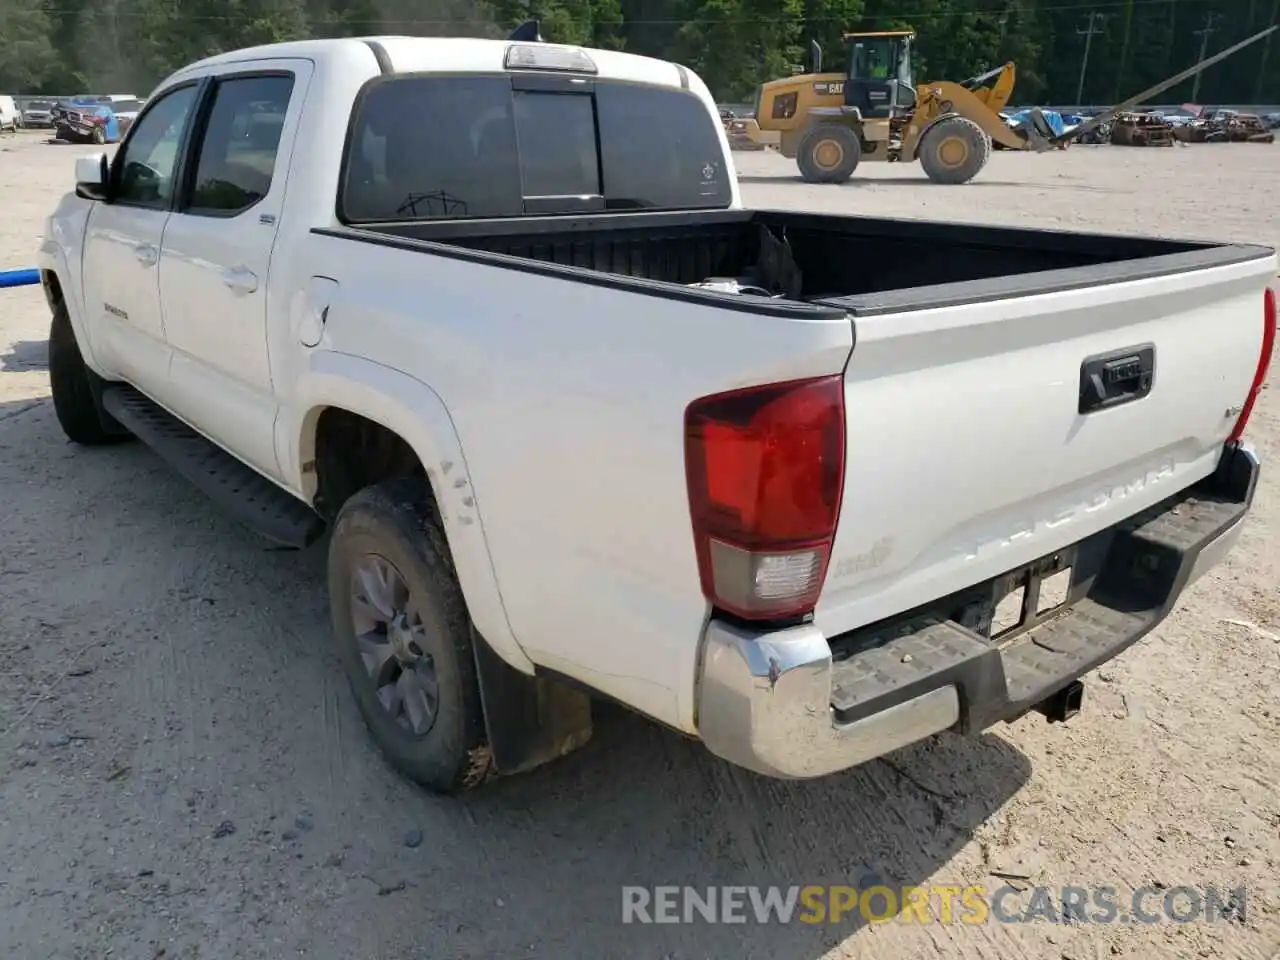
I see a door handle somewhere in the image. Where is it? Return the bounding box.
[1078,344,1156,414]
[134,243,158,266]
[221,267,259,295]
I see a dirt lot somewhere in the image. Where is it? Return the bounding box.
[2,131,1279,960]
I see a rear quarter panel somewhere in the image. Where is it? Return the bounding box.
[297,233,853,731]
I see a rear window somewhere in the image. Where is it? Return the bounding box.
[340,74,731,222]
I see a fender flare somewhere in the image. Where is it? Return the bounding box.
[285,350,536,676]
[912,110,964,151]
[902,111,968,162]
[38,210,109,377]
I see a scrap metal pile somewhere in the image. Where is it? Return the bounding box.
[1167,106,1276,144]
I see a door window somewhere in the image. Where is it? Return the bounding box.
[112,85,200,208]
[187,74,295,216]
[850,38,898,81]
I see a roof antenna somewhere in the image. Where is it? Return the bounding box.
[508,19,543,42]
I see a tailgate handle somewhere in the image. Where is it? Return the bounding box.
[1078,344,1155,414]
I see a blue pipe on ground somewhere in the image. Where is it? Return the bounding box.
[0,268,40,289]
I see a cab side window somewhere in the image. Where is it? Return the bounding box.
[187,74,294,216]
[112,85,200,208]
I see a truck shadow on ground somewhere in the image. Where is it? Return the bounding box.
[0,393,1035,958]
[452,704,1033,955]
[0,339,48,372]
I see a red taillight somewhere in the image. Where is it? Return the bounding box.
[1228,286,1276,443]
[684,375,845,620]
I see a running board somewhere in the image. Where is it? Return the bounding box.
[100,385,325,549]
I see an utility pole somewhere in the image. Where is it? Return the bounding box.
[1255,0,1279,102]
[1190,12,1224,102]
[1076,12,1108,106]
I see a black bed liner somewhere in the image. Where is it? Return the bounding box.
[313,209,1274,319]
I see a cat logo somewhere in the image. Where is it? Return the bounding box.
[813,80,845,96]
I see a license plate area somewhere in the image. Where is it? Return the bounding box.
[986,549,1079,644]
[828,533,1115,664]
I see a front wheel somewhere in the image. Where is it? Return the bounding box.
[917,116,991,184]
[92,125,106,145]
[796,123,862,183]
[48,300,131,446]
[328,478,492,794]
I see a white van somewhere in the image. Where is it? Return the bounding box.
[0,96,20,132]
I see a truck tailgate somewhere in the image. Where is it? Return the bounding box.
[815,254,1275,638]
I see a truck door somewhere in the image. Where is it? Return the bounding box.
[80,83,202,392]
[156,60,311,482]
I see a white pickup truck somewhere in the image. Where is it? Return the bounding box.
[39,35,1276,794]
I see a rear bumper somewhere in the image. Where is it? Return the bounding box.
[695,442,1259,779]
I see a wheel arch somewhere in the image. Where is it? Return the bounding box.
[286,350,535,676]
[39,219,107,377]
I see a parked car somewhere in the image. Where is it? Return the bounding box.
[21,99,57,128]
[54,102,123,144]
[39,36,1276,795]
[0,95,19,133]
[109,98,145,135]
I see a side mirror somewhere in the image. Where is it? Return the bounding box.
[74,152,111,202]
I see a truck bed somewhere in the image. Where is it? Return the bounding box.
[331,209,1272,315]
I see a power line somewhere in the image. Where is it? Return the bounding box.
[1076,10,1109,104]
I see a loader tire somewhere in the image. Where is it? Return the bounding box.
[918,116,990,185]
[797,123,861,183]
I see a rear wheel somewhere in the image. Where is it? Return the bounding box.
[328,478,493,794]
[796,123,862,184]
[918,116,990,185]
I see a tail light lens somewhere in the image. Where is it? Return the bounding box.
[1227,286,1276,443]
[684,375,845,620]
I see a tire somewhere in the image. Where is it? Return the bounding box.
[92,125,106,145]
[328,478,492,794]
[55,124,71,141]
[917,116,991,185]
[796,123,861,183]
[48,299,130,446]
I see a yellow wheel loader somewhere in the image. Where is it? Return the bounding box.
[745,31,1043,185]
[743,25,1279,185]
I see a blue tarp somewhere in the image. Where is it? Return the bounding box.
[1007,108,1069,137]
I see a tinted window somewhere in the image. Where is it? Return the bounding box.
[344,76,521,221]
[113,85,200,208]
[187,75,294,215]
[513,91,599,197]
[595,84,731,210]
[340,76,730,222]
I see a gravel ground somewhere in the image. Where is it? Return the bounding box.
[2,130,1279,960]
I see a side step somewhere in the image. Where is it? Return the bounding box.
[100,385,325,549]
